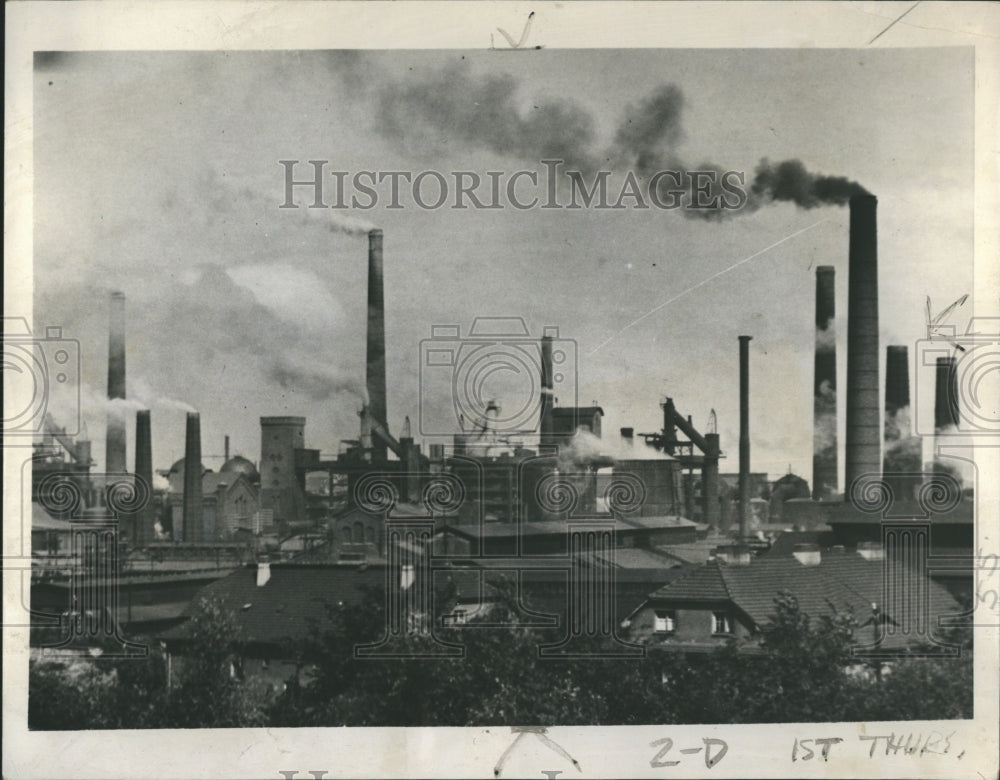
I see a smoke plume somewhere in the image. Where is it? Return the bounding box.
[751,158,870,208]
[360,58,869,218]
[268,358,366,402]
[376,64,598,173]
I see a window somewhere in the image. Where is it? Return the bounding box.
[443,609,468,626]
[712,612,733,635]
[653,610,676,633]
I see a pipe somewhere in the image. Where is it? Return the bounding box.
[105,291,127,474]
[367,229,388,461]
[812,266,837,499]
[182,412,202,542]
[845,195,881,496]
[134,409,153,545]
[738,335,752,539]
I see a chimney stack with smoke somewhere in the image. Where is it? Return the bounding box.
[366,229,388,461]
[133,410,153,545]
[812,266,837,500]
[182,412,202,542]
[738,335,752,539]
[106,291,127,474]
[845,195,881,497]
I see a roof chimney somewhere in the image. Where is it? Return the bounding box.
[792,543,822,566]
[857,541,884,561]
[845,195,881,497]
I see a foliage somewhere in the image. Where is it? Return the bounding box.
[29,585,974,729]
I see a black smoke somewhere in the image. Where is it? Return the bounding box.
[355,56,870,218]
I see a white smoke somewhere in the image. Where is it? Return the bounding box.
[558,426,675,467]
[815,323,836,351]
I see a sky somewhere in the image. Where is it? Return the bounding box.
[32,47,974,485]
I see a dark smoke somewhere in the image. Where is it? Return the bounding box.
[613,84,685,172]
[751,158,870,208]
[376,64,598,173]
[347,54,869,217]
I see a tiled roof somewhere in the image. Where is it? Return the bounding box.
[160,563,386,646]
[645,551,962,636]
[649,563,731,602]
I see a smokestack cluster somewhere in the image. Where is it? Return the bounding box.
[738,335,752,538]
[105,291,127,474]
[812,266,837,500]
[133,409,153,545]
[182,412,202,542]
[366,229,388,461]
[844,195,881,496]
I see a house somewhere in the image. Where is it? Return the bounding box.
[625,545,963,655]
[160,562,387,690]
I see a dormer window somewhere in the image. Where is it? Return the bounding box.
[712,612,733,635]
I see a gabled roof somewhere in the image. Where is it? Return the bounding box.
[160,563,386,647]
[643,551,961,635]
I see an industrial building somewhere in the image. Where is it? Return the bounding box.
[29,194,976,676]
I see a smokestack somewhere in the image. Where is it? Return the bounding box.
[883,346,919,500]
[182,412,202,543]
[540,335,554,448]
[224,434,230,463]
[105,291,127,474]
[703,432,721,531]
[885,346,910,427]
[133,410,153,545]
[812,266,837,500]
[845,195,881,496]
[934,356,959,432]
[738,335,752,539]
[366,229,388,461]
